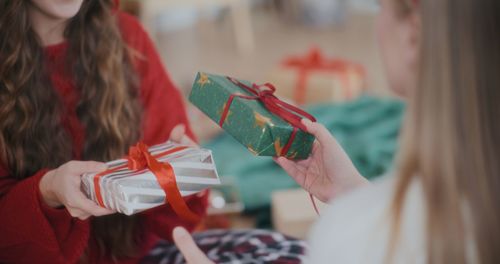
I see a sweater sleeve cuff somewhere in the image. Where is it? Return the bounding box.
[35,170,77,222]
[2,170,89,250]
[2,170,57,249]
[33,170,90,261]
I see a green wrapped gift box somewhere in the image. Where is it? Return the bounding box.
[189,72,315,159]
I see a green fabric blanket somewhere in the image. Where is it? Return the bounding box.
[203,96,405,215]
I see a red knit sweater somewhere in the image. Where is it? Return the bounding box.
[0,12,208,264]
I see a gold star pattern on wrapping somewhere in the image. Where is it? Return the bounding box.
[254,111,272,129]
[218,102,233,125]
[274,138,284,156]
[287,151,298,159]
[197,72,211,87]
[247,145,259,156]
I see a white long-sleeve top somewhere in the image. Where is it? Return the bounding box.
[307,176,477,263]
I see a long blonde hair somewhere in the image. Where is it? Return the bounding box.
[391,0,500,263]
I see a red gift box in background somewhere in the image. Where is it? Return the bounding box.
[269,47,367,105]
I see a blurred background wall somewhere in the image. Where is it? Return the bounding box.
[122,0,388,96]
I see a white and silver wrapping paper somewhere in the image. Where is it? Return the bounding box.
[81,141,220,215]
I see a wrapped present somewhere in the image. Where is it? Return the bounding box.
[189,72,316,160]
[81,141,220,221]
[269,47,366,105]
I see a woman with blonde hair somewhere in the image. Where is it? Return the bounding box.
[173,0,500,262]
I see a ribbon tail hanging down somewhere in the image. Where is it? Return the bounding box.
[143,151,200,222]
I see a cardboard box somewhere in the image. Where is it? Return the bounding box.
[272,188,328,239]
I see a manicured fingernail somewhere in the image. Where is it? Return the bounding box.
[173,226,188,238]
[302,119,312,125]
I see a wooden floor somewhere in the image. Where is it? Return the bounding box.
[152,8,391,97]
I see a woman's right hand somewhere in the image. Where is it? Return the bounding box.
[39,161,115,220]
[275,119,368,203]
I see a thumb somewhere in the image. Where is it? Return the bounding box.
[173,227,212,264]
[169,124,186,143]
[66,161,107,175]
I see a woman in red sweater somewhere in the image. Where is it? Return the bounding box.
[0,0,208,263]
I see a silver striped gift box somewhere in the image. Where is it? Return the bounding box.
[81,141,220,215]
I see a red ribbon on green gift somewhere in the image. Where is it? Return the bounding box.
[219,77,321,214]
[282,47,366,105]
[219,77,316,157]
[92,142,200,222]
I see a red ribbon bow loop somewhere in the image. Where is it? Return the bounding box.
[219,77,316,157]
[127,142,149,170]
[93,142,199,222]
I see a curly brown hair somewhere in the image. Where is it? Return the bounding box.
[0,0,143,261]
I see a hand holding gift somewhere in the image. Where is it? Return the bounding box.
[189,72,317,159]
[274,119,368,203]
[39,161,115,220]
[81,140,220,220]
[169,123,198,147]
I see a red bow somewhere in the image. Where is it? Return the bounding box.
[219,78,321,213]
[282,47,366,105]
[220,77,316,157]
[93,142,199,222]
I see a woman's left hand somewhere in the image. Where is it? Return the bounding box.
[170,127,210,263]
[173,227,214,264]
[169,124,197,147]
